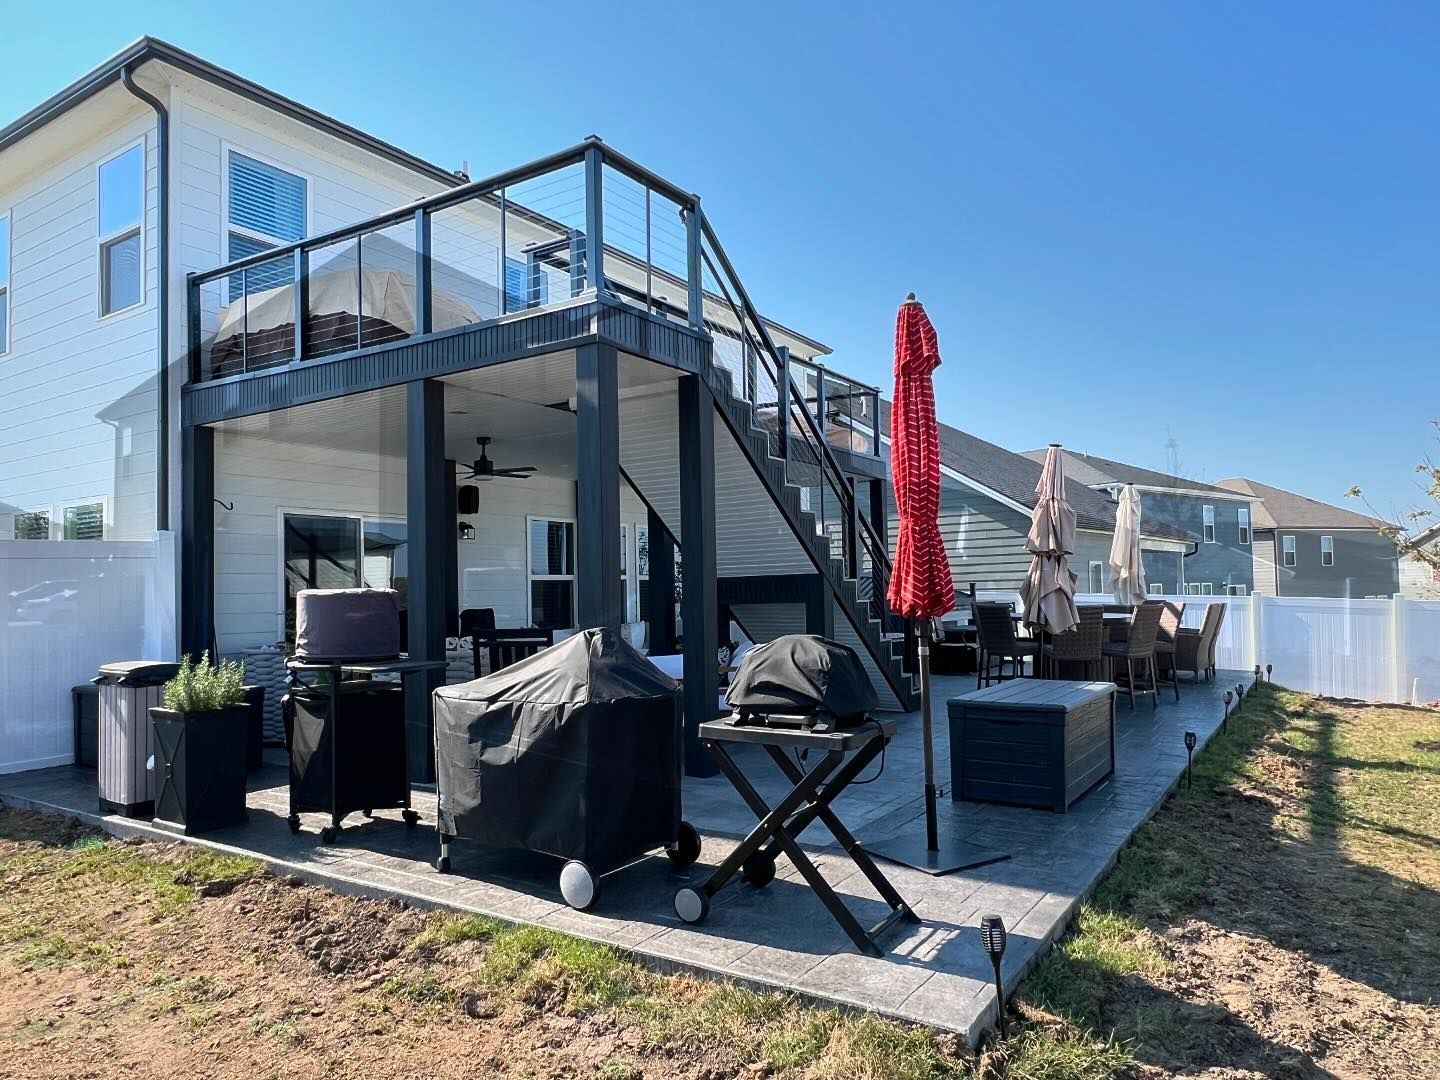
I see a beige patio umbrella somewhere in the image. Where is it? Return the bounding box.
[1020,444,1080,637]
[1108,483,1149,604]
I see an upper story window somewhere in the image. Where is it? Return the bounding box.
[0,211,10,354]
[1321,535,1335,567]
[1282,534,1297,567]
[1202,504,1216,543]
[98,143,144,316]
[1088,561,1104,593]
[226,150,307,301]
[1237,507,1251,546]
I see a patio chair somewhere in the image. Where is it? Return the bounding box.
[1040,606,1105,680]
[1151,602,1185,701]
[1165,601,1224,683]
[1101,600,1168,709]
[471,627,554,676]
[975,602,1037,688]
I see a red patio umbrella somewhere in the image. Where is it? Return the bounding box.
[871,295,1002,876]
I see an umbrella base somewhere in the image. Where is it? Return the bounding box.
[866,830,1009,876]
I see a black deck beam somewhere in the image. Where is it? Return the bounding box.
[678,374,719,777]
[575,343,623,631]
[406,380,447,784]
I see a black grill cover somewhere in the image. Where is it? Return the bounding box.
[432,627,682,872]
[724,635,878,721]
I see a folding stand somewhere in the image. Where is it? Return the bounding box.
[674,718,919,958]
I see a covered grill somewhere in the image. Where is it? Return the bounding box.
[724,635,878,730]
[432,627,700,911]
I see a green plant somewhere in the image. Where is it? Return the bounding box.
[161,652,247,713]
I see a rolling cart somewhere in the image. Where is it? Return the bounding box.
[674,716,919,957]
[284,658,444,843]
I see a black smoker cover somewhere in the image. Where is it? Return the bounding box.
[294,588,401,662]
[432,627,682,871]
[725,634,879,721]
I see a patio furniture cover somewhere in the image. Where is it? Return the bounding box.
[1108,483,1149,605]
[886,296,955,620]
[294,588,401,662]
[724,634,878,723]
[1020,445,1080,635]
[431,627,683,872]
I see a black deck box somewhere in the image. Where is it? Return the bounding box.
[947,680,1115,812]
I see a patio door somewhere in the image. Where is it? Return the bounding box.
[281,513,410,643]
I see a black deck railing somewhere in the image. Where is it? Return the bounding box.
[186,138,892,609]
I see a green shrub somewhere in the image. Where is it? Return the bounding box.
[162,652,246,713]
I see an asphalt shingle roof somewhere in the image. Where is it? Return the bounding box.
[1214,478,1387,532]
[1019,449,1244,497]
[877,402,1194,544]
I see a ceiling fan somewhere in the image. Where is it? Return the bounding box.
[463,437,536,482]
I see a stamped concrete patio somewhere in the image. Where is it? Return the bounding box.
[0,672,1247,1045]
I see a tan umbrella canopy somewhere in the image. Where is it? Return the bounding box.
[1108,483,1149,604]
[1020,444,1080,635]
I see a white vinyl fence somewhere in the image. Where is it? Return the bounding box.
[1075,592,1440,704]
[0,536,175,773]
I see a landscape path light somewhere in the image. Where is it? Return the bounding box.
[979,914,1008,1039]
[1184,730,1197,788]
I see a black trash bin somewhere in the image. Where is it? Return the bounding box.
[432,626,701,911]
[72,685,99,769]
[94,661,180,817]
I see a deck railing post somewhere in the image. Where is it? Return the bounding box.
[844,476,860,580]
[777,345,791,473]
[185,275,202,383]
[414,207,432,336]
[583,144,604,294]
[686,201,703,329]
[872,389,882,456]
[499,187,508,315]
[293,248,309,362]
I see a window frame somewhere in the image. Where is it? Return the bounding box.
[0,207,10,355]
[1148,583,1165,596]
[1320,534,1335,567]
[1226,584,1248,596]
[526,514,576,628]
[1088,560,1105,594]
[57,497,109,541]
[1282,534,1297,567]
[1202,504,1216,544]
[220,144,312,302]
[96,139,147,320]
[1237,506,1251,546]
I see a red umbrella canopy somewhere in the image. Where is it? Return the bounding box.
[887,297,956,620]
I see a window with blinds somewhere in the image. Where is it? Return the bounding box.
[226,151,307,302]
[98,144,144,316]
[62,503,105,540]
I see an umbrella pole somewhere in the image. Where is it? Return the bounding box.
[919,617,939,852]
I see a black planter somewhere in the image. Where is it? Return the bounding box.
[150,705,251,835]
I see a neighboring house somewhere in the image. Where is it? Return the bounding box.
[879,407,1195,596]
[0,38,913,773]
[1215,478,1399,598]
[1396,522,1440,599]
[1021,449,1254,597]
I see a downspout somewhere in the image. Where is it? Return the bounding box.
[120,65,169,531]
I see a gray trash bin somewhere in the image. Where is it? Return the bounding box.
[94,660,179,817]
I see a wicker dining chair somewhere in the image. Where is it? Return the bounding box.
[1169,602,1227,682]
[1039,606,1105,680]
[1151,601,1186,700]
[1101,600,1170,709]
[975,602,1037,688]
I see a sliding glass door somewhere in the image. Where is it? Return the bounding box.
[282,513,408,643]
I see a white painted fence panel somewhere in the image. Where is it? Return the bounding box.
[1073,592,1440,704]
[0,536,175,773]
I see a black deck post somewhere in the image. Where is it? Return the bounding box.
[867,477,889,614]
[647,506,677,654]
[179,424,215,659]
[406,379,447,784]
[678,374,719,777]
[804,574,834,638]
[575,342,623,630]
[444,458,459,637]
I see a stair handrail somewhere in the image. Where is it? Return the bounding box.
[696,214,894,589]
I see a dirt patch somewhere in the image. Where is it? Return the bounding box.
[0,807,961,1080]
[1093,694,1440,1078]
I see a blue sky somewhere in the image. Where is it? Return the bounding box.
[4,2,1437,520]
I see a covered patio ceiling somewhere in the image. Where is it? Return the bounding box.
[208,351,681,482]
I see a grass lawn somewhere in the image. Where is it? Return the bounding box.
[0,683,1436,1078]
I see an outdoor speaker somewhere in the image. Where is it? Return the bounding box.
[457,485,480,515]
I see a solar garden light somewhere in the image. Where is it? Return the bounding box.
[1236,683,1245,707]
[1184,730,1197,788]
[979,914,1008,1039]
[1254,663,1261,687]
[1266,663,1273,683]
[1223,690,1232,733]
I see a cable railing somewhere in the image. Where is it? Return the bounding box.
[697,217,893,617]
